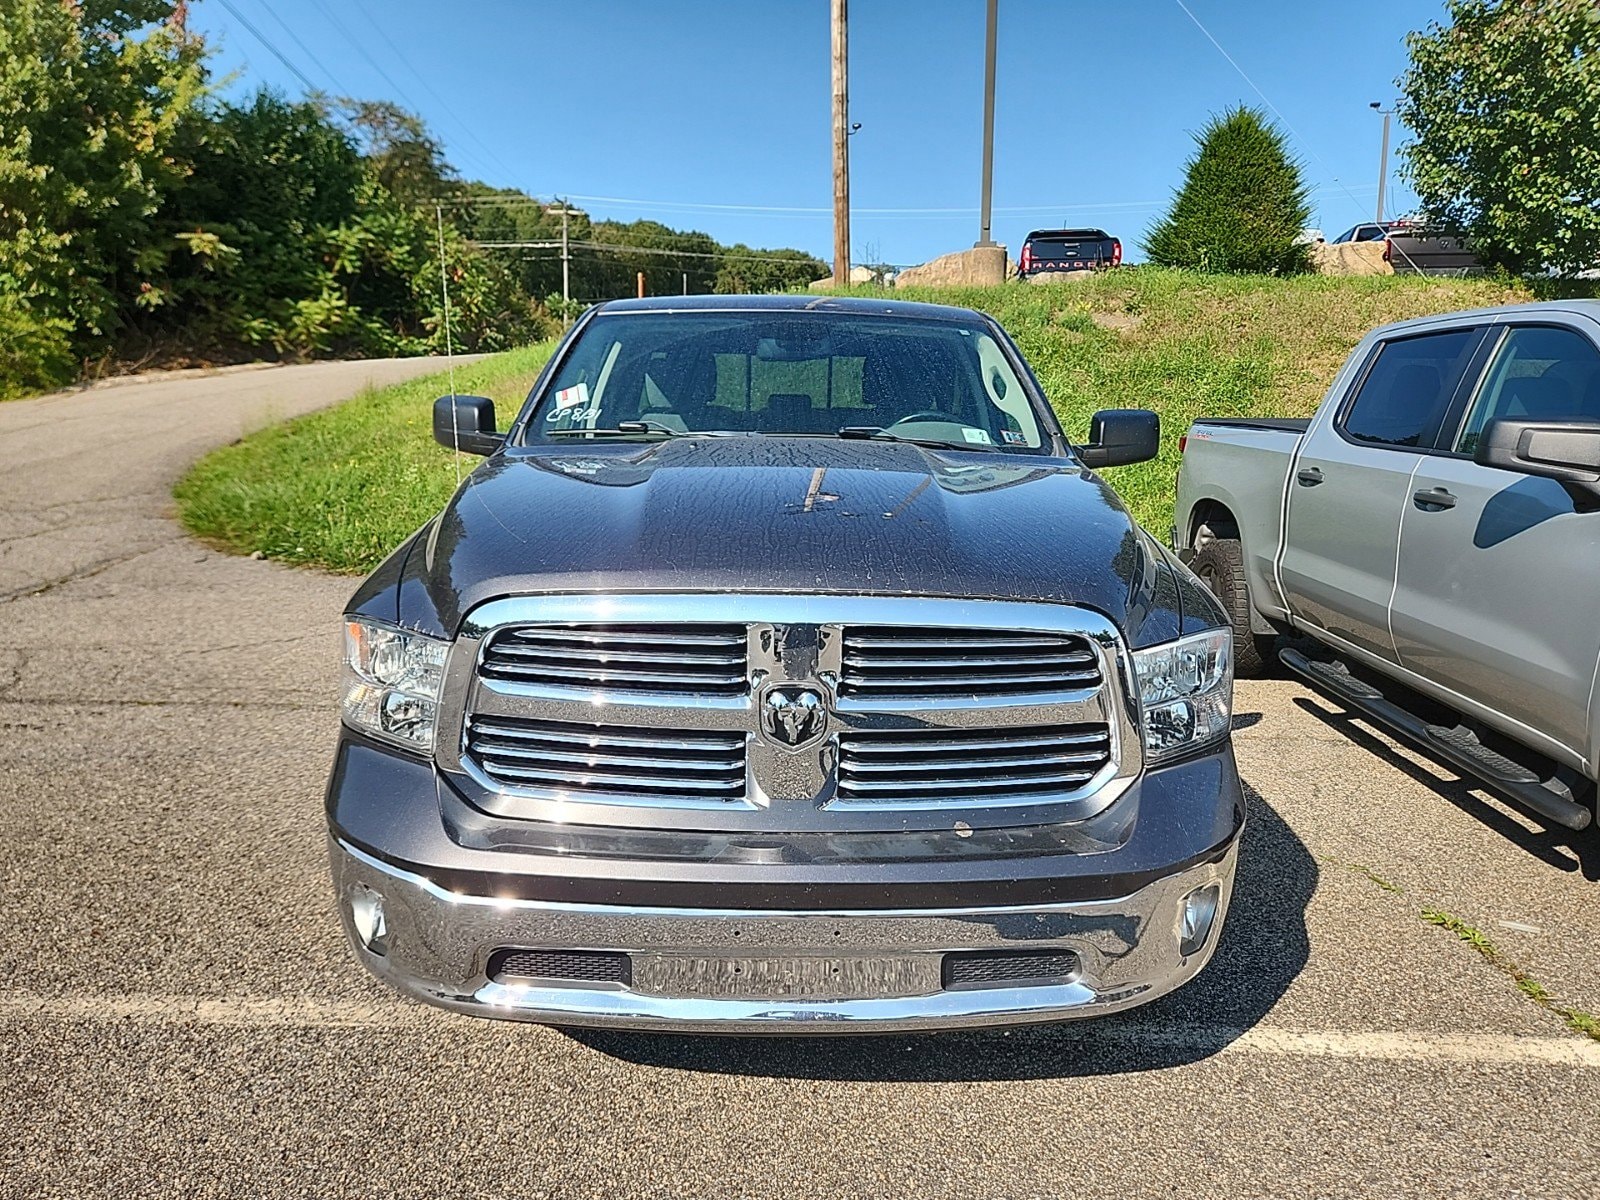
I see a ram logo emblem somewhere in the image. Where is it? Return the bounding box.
[760,685,828,752]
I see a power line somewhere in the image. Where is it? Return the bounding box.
[249,0,351,95]
[213,0,317,92]
[1169,0,1402,230]
[442,185,1371,218]
[347,0,526,188]
[472,240,826,265]
[296,0,499,183]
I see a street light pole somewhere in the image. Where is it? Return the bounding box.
[1370,102,1393,224]
[976,0,998,247]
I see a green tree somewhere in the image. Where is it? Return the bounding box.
[1400,0,1600,274]
[0,0,205,390]
[336,98,459,207]
[715,246,829,293]
[1144,107,1311,274]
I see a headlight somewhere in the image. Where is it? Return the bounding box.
[342,619,449,752]
[1130,628,1232,766]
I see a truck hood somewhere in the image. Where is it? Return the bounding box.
[365,437,1209,646]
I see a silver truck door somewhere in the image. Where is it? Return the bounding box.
[1279,326,1485,663]
[1392,320,1600,767]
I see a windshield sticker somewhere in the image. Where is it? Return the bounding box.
[1001,429,1026,445]
[962,428,993,444]
[552,382,590,411]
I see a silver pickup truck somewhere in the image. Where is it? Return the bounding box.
[1175,300,1600,833]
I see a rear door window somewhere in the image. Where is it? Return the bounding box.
[1338,329,1481,450]
[1452,325,1600,455]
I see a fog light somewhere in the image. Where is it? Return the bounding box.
[1179,883,1221,957]
[349,884,388,956]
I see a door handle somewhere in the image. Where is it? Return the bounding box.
[1295,467,1324,487]
[1413,487,1457,510]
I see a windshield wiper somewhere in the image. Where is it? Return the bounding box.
[834,426,987,452]
[547,420,684,439]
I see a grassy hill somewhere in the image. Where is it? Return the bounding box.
[176,268,1529,573]
[896,269,1526,531]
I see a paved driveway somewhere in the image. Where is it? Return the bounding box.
[2,364,1597,1198]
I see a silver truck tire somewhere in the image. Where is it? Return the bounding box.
[1191,537,1271,678]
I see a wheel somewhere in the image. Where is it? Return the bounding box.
[1190,537,1272,678]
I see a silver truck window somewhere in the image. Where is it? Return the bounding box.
[1338,329,1479,449]
[1454,326,1600,455]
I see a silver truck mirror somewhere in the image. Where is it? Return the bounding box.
[1475,418,1600,506]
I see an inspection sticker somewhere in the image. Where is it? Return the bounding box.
[962,427,993,444]
[552,382,590,410]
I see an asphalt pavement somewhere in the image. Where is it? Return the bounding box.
[2,362,1597,1198]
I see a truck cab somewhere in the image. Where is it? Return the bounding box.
[1175,301,1600,833]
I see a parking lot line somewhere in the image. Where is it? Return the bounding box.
[3,991,1596,1066]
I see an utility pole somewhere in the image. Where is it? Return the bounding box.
[1370,102,1393,223]
[544,203,576,324]
[976,0,998,247]
[831,0,850,287]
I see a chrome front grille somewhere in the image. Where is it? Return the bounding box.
[480,623,748,696]
[466,715,747,801]
[838,626,1101,699]
[446,595,1138,832]
[836,724,1113,805]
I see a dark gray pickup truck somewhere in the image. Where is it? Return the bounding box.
[327,295,1242,1033]
[1176,300,1600,834]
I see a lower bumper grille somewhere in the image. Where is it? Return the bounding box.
[942,950,1081,988]
[835,723,1113,804]
[488,948,632,987]
[465,715,747,801]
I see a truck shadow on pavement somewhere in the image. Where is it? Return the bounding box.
[1293,695,1600,881]
[567,781,1315,1080]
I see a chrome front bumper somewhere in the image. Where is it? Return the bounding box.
[330,836,1238,1034]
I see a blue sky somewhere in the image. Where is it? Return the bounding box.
[190,0,1447,265]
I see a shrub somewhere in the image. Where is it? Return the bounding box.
[1144,107,1312,275]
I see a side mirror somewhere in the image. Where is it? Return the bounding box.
[1475,418,1600,504]
[432,394,504,456]
[1078,408,1160,468]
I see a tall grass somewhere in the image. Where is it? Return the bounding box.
[175,343,553,570]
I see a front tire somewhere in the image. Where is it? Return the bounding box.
[1191,537,1272,678]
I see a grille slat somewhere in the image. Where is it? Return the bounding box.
[493,644,746,666]
[845,729,1108,754]
[836,724,1112,805]
[502,628,744,649]
[845,635,1077,652]
[467,716,747,800]
[472,739,745,772]
[842,652,1097,669]
[839,626,1102,700]
[841,748,1107,774]
[482,623,748,696]
[844,669,1101,691]
[469,719,740,754]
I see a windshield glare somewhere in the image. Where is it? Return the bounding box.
[524,312,1049,452]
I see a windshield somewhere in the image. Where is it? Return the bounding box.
[522,311,1050,452]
